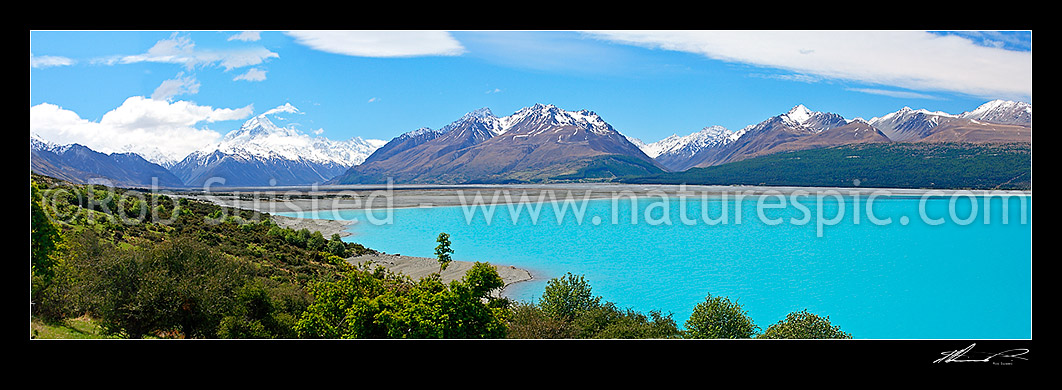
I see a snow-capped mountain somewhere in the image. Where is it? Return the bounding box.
[32,99,1031,187]
[332,103,661,184]
[642,100,1031,171]
[31,132,59,152]
[117,144,181,168]
[208,115,385,167]
[493,104,618,136]
[629,125,737,171]
[867,107,957,142]
[959,100,1032,125]
[776,104,849,133]
[31,133,185,188]
[676,104,883,168]
[867,100,1031,143]
[171,114,386,187]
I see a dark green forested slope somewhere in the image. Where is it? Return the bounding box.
[621,142,1031,190]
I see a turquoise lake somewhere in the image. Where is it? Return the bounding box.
[282,190,1032,339]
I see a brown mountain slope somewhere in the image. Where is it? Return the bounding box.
[914,119,1031,143]
[332,104,662,184]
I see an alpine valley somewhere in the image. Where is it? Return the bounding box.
[29,100,1031,190]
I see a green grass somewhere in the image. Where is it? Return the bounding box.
[30,316,117,339]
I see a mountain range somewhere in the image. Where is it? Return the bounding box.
[31,134,185,188]
[169,115,385,187]
[29,100,1031,188]
[627,100,1031,172]
[330,104,663,184]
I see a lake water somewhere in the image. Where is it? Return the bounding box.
[282,189,1032,339]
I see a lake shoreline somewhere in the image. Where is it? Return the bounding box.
[188,183,1032,216]
[268,213,537,295]
[205,183,1030,302]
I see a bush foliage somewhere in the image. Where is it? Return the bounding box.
[30,174,852,339]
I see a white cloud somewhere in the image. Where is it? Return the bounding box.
[234,68,267,82]
[846,88,942,100]
[261,103,299,117]
[30,97,254,162]
[367,97,378,103]
[212,48,280,71]
[584,30,1032,100]
[30,53,74,68]
[152,74,201,101]
[228,31,262,42]
[750,72,821,84]
[110,33,279,71]
[285,30,465,57]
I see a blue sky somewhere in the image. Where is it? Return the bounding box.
[29,30,1032,162]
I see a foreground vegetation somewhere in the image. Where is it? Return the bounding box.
[30,174,849,339]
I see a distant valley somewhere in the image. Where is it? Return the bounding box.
[29,100,1031,190]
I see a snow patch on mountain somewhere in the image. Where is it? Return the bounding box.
[782,104,813,126]
[640,125,735,158]
[196,114,386,167]
[960,100,1032,125]
[398,103,619,141]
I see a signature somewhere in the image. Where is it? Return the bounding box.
[934,343,1029,364]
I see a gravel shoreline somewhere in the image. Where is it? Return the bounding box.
[267,205,536,294]
[346,252,534,297]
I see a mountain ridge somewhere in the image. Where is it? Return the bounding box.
[331,103,662,184]
[30,134,185,188]
[170,113,386,187]
[30,100,1030,188]
[645,100,1030,171]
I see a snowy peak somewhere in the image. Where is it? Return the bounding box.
[172,112,388,187]
[30,132,59,152]
[869,103,989,142]
[392,104,619,139]
[760,104,845,133]
[960,100,1032,125]
[441,106,503,136]
[333,103,659,184]
[783,104,814,126]
[665,125,733,154]
[628,134,680,158]
[398,127,446,140]
[202,114,384,167]
[495,103,614,136]
[634,125,736,171]
[118,144,180,168]
[223,114,298,141]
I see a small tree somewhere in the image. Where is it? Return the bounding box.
[434,232,454,274]
[539,272,598,322]
[463,262,504,298]
[684,293,759,339]
[757,309,851,339]
[307,231,327,251]
[327,234,348,257]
